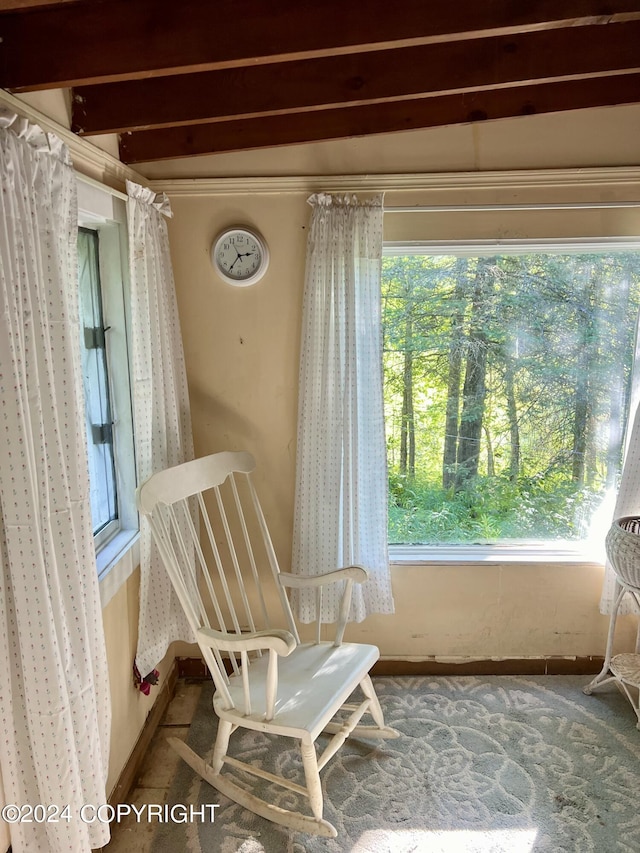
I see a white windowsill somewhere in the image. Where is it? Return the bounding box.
[97,528,140,608]
[389,542,606,564]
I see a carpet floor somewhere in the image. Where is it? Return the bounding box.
[152,674,640,852]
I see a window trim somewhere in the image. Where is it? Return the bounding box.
[389,543,605,564]
[384,236,640,257]
[383,235,640,562]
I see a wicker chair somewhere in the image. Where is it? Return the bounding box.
[584,516,640,728]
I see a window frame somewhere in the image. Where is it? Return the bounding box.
[78,178,139,603]
[78,226,119,547]
[382,235,640,564]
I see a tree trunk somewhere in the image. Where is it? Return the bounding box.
[455,258,496,490]
[572,379,588,484]
[572,263,596,485]
[504,354,520,481]
[484,424,495,476]
[400,322,415,477]
[442,259,468,489]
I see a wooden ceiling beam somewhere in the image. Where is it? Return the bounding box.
[119,73,640,163]
[75,20,640,136]
[3,0,640,91]
[1,0,77,8]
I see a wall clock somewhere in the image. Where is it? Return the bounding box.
[211,226,269,286]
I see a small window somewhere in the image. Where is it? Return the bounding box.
[78,227,118,544]
[77,180,137,601]
[382,247,640,550]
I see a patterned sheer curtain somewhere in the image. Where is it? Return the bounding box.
[600,325,640,617]
[0,108,111,851]
[292,193,395,623]
[126,181,196,681]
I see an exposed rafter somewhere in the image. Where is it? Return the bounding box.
[119,74,640,163]
[73,21,640,136]
[3,0,640,90]
[2,0,640,164]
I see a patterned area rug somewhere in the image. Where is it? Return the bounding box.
[152,675,640,852]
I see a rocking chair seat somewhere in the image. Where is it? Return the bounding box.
[216,641,380,738]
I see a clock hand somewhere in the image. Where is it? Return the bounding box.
[227,246,243,271]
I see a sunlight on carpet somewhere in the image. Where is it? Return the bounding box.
[232,828,539,853]
[351,828,538,852]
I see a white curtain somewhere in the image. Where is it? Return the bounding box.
[292,193,395,623]
[0,109,111,851]
[126,181,196,679]
[600,323,640,615]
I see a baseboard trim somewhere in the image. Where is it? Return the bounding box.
[176,654,605,680]
[176,656,209,680]
[108,660,179,807]
[371,656,605,676]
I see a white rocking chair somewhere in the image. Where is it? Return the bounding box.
[137,451,399,838]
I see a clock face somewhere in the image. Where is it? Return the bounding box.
[212,228,268,286]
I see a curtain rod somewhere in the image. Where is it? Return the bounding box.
[385,201,640,213]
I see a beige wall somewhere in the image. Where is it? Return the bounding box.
[101,569,178,794]
[161,105,640,662]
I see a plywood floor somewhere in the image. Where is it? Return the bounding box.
[102,680,203,853]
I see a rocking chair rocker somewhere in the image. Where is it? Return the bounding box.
[137,451,398,838]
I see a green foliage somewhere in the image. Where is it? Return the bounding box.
[388,472,603,544]
[382,251,640,543]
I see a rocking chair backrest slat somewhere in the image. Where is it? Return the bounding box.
[230,475,270,629]
[246,474,299,643]
[143,493,235,704]
[199,489,241,630]
[152,506,199,628]
[137,451,296,710]
[173,495,241,680]
[213,482,259,638]
[194,493,237,655]
[167,504,207,626]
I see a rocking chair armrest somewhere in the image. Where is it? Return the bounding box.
[278,565,368,589]
[196,627,296,657]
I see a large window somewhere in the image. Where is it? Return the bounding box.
[382,245,640,549]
